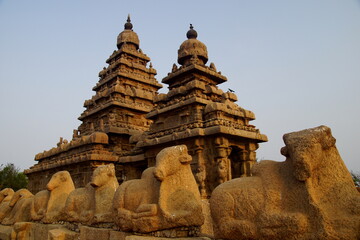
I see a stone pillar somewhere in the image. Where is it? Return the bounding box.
[214,137,231,184]
[194,139,206,198]
[240,142,259,176]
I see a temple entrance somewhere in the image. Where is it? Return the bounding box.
[228,146,247,178]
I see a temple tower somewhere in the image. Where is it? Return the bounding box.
[25,17,162,193]
[137,25,267,198]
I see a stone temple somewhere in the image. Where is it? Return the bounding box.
[25,17,268,197]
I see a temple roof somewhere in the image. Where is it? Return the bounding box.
[178,24,208,66]
[117,15,140,49]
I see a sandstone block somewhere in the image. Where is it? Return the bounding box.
[79,225,110,240]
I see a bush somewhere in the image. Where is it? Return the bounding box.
[0,163,28,191]
[351,171,360,187]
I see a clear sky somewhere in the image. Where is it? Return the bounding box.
[0,1,359,172]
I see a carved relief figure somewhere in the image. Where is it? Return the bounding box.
[216,157,231,184]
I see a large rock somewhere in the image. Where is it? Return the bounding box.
[210,125,360,240]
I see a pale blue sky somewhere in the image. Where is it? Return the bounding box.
[0,1,359,172]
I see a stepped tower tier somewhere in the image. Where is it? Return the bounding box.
[136,25,268,198]
[25,17,162,193]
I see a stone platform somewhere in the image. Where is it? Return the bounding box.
[0,223,211,240]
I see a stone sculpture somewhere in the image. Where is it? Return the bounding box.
[90,164,119,223]
[64,183,95,223]
[0,188,14,222]
[210,125,360,240]
[43,171,75,223]
[2,189,33,225]
[30,190,50,221]
[64,164,118,224]
[113,145,204,233]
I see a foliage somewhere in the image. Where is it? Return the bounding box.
[351,171,360,187]
[0,163,28,191]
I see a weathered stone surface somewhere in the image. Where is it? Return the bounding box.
[43,171,75,223]
[0,224,12,240]
[31,223,67,240]
[210,125,360,240]
[63,183,95,223]
[48,228,79,240]
[199,200,213,238]
[79,225,110,240]
[2,189,33,225]
[114,145,204,233]
[11,222,32,240]
[125,236,211,240]
[109,230,130,240]
[63,164,118,224]
[0,188,14,222]
[90,164,119,223]
[30,190,49,221]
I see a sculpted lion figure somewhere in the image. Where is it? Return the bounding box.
[113,145,204,233]
[210,125,360,240]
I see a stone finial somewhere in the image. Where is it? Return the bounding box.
[117,15,140,49]
[124,14,133,30]
[186,24,198,39]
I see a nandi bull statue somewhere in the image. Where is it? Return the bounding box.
[210,125,360,240]
[113,145,204,233]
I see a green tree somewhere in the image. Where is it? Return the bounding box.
[351,171,360,187]
[0,163,28,191]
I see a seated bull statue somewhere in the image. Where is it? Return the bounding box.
[64,183,95,223]
[30,189,50,221]
[210,125,360,240]
[113,145,204,233]
[64,164,118,223]
[0,188,15,222]
[42,171,75,223]
[2,189,33,225]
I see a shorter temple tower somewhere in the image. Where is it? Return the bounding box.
[136,25,267,198]
[25,17,162,193]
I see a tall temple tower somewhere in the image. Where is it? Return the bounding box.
[136,25,267,198]
[25,17,162,193]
